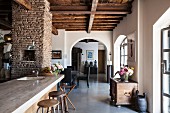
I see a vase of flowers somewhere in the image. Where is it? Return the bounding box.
[51,63,64,75]
[115,65,134,82]
[41,63,64,76]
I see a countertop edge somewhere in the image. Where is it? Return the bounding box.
[12,75,64,113]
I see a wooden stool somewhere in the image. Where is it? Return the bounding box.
[49,91,68,113]
[36,99,59,113]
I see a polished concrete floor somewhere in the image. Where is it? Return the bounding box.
[66,74,138,113]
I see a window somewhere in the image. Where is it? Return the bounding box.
[120,37,128,67]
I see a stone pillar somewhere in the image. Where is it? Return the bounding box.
[12,0,52,77]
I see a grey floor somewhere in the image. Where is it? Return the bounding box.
[66,74,138,113]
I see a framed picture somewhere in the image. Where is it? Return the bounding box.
[86,50,94,60]
[52,50,62,59]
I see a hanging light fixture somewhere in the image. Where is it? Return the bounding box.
[4,32,12,42]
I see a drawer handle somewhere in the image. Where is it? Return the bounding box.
[124,92,131,97]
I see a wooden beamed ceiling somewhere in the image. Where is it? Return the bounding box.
[0,0,134,33]
[49,0,133,33]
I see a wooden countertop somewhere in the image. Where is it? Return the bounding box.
[0,74,64,113]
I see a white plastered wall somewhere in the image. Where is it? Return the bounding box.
[142,0,170,112]
[52,30,113,68]
[113,0,138,80]
[113,0,170,112]
[65,31,113,66]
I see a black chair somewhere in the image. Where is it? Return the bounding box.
[60,68,73,85]
[60,68,76,110]
[77,66,90,88]
[67,66,75,71]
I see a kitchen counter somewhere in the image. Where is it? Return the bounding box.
[0,74,64,113]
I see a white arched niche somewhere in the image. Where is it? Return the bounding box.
[114,35,126,78]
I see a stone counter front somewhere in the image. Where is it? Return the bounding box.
[0,74,64,113]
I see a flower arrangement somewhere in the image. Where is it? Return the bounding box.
[115,65,134,82]
[41,63,64,75]
[51,63,64,74]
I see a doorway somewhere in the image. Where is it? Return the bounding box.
[98,50,105,73]
[161,26,170,113]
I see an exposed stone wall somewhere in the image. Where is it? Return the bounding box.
[12,0,52,77]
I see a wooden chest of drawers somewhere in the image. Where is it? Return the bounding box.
[110,78,138,105]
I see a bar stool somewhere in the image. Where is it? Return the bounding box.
[36,99,59,113]
[49,91,68,113]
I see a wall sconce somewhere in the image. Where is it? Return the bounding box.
[109,52,112,61]
[4,33,12,42]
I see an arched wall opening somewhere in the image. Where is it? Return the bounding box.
[114,35,126,78]
[69,38,108,74]
[153,7,170,113]
[66,35,111,67]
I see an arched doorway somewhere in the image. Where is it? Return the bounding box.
[71,39,108,82]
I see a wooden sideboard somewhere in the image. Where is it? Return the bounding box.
[110,78,138,105]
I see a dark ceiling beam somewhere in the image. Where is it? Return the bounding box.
[50,5,129,11]
[53,22,118,26]
[0,19,12,29]
[94,17,123,20]
[14,0,32,10]
[52,25,58,35]
[51,10,130,14]
[53,22,86,26]
[65,29,86,31]
[55,25,115,28]
[97,2,129,6]
[56,25,86,29]
[50,6,90,11]
[91,29,113,31]
[52,18,120,22]
[88,0,98,33]
[94,20,120,22]
[52,14,124,19]
[52,19,87,23]
[65,29,114,31]
[53,15,87,19]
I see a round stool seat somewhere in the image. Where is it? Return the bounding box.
[49,91,66,98]
[37,99,59,108]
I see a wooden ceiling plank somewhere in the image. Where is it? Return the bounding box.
[52,15,124,19]
[50,5,129,11]
[88,0,99,33]
[52,19,87,23]
[51,10,130,14]
[52,25,58,35]
[50,5,90,11]
[51,11,91,14]
[14,0,32,10]
[53,22,86,26]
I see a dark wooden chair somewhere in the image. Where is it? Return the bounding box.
[77,66,90,88]
[60,68,74,85]
[67,66,75,71]
[60,68,76,110]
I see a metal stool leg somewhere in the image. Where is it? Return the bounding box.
[42,107,44,113]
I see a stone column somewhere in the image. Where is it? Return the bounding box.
[12,0,52,77]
